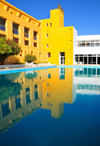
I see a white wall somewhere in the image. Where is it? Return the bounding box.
[75,35,100,55]
[77,35,100,41]
[74,46,100,54]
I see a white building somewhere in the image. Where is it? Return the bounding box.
[74,35,100,65]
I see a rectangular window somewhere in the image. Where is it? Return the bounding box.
[25,40,29,46]
[34,31,38,40]
[13,23,19,35]
[50,23,52,26]
[46,33,48,37]
[46,23,48,27]
[47,52,51,58]
[34,42,37,47]
[34,84,38,89]
[46,44,48,48]
[0,17,6,31]
[24,27,29,38]
[47,93,49,97]
[48,73,51,78]
[26,87,30,92]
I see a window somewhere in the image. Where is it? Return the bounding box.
[47,93,49,97]
[48,73,51,78]
[25,40,29,46]
[47,83,49,86]
[95,43,100,46]
[26,87,30,92]
[46,33,48,37]
[0,17,6,31]
[46,44,48,48]
[34,42,37,47]
[34,84,38,89]
[34,31,38,40]
[13,23,19,35]
[35,90,38,100]
[47,52,51,58]
[46,23,48,27]
[50,23,52,26]
[24,27,29,38]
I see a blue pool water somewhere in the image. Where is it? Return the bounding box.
[0,67,100,146]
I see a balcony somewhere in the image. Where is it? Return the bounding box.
[24,27,29,38]
[13,23,19,35]
[13,29,19,35]
[34,36,37,40]
[34,31,38,41]
[24,33,29,38]
[0,24,5,31]
[0,17,6,32]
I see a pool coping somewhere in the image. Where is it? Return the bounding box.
[0,65,57,75]
[0,65,100,75]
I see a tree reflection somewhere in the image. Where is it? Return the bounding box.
[0,75,22,103]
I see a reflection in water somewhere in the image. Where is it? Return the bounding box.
[0,67,100,135]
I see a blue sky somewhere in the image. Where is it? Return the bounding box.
[6,0,100,35]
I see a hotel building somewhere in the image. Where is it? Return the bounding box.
[0,0,100,65]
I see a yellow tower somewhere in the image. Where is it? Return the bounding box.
[41,4,77,65]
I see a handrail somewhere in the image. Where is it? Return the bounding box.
[24,33,29,38]
[34,36,37,40]
[13,29,19,35]
[0,24,5,31]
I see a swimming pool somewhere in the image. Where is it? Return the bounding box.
[0,67,100,146]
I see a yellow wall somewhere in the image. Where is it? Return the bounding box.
[0,1,74,65]
[0,0,47,64]
[41,6,74,65]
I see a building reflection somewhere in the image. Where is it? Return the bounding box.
[0,67,100,134]
[73,68,100,95]
[42,68,73,119]
[0,69,47,133]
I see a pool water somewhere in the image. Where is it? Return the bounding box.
[0,67,100,146]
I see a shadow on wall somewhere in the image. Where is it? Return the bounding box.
[3,56,21,65]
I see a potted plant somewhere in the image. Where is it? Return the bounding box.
[24,54,36,63]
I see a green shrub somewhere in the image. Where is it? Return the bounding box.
[25,54,36,62]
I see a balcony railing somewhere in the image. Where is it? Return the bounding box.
[0,24,5,31]
[24,33,29,38]
[13,29,19,35]
[34,36,37,40]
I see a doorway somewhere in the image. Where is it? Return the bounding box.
[59,52,65,64]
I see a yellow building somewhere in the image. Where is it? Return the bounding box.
[0,1,77,65]
[40,4,77,65]
[0,0,47,64]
